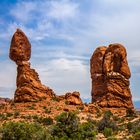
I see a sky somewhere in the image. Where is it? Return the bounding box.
[0,0,140,107]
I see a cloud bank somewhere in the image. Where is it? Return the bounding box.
[0,0,140,102]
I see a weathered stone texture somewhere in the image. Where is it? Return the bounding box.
[10,29,54,102]
[90,43,134,109]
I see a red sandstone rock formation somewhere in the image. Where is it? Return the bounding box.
[10,29,54,102]
[65,92,83,105]
[0,97,11,105]
[58,91,83,105]
[90,43,134,109]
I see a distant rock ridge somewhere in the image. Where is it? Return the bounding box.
[9,29,55,102]
[90,43,134,109]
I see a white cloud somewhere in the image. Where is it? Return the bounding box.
[48,0,79,20]
[1,0,140,103]
[10,1,37,23]
[33,58,90,98]
[0,61,16,98]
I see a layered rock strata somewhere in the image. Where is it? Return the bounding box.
[58,91,83,105]
[90,43,134,109]
[10,29,54,102]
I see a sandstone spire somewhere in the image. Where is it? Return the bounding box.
[90,43,134,110]
[10,29,54,102]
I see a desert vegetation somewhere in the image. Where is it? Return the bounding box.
[0,110,140,140]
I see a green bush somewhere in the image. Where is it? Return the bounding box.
[51,112,79,138]
[0,114,7,120]
[127,119,140,134]
[44,108,51,114]
[0,104,4,109]
[41,117,53,125]
[126,108,134,117]
[127,122,133,131]
[51,97,60,102]
[103,127,112,138]
[6,112,13,118]
[107,136,118,140]
[0,121,50,140]
[98,111,117,132]
[14,111,20,118]
[50,112,97,140]
[65,101,70,105]
[79,121,97,139]
[32,115,39,120]
[27,104,35,110]
[104,110,113,118]
[42,106,47,109]
[134,132,140,140]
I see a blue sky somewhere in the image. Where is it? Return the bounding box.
[0,0,140,107]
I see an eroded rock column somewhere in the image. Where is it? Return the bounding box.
[90,43,134,109]
[10,29,54,102]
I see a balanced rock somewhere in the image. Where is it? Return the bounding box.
[10,29,55,102]
[90,43,134,109]
[10,29,31,62]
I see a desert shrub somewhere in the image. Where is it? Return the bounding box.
[42,106,47,109]
[98,111,117,132]
[112,115,120,122]
[107,136,118,140]
[14,111,20,118]
[51,97,60,102]
[0,114,7,120]
[127,119,140,134]
[24,114,32,120]
[51,112,79,138]
[134,132,140,140]
[77,105,84,111]
[6,112,13,118]
[36,116,53,125]
[41,117,53,125]
[117,117,125,124]
[65,101,70,105]
[44,108,51,114]
[118,124,126,131]
[127,122,133,131]
[50,112,97,140]
[79,121,97,139]
[103,127,112,138]
[104,110,113,118]
[28,104,35,110]
[0,121,50,140]
[126,108,135,117]
[32,115,39,120]
[56,106,61,110]
[0,104,5,109]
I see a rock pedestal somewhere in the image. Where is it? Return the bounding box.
[10,29,54,102]
[90,43,134,109]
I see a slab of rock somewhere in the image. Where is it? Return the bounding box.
[65,92,83,105]
[10,29,55,102]
[0,97,11,105]
[58,91,83,105]
[90,43,134,110]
